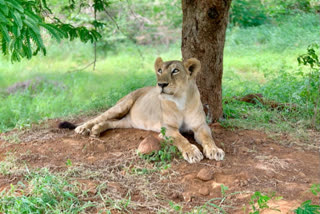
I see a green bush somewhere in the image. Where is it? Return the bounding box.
[229,0,317,27]
[229,0,269,27]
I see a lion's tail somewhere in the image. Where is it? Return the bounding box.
[58,121,77,130]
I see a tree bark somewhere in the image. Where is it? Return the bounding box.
[181,0,232,122]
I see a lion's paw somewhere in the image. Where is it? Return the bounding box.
[75,125,91,136]
[182,144,204,164]
[203,144,225,161]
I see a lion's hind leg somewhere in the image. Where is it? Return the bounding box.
[90,118,132,137]
[75,93,137,136]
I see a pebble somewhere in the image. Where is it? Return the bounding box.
[199,187,209,196]
[137,135,161,154]
[182,174,196,182]
[197,168,214,181]
[182,192,194,202]
[240,180,248,187]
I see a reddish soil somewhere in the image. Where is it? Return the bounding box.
[0,118,319,213]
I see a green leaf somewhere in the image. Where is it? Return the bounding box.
[24,9,42,23]
[27,28,46,55]
[40,23,63,42]
[22,43,31,59]
[40,0,52,13]
[6,0,24,13]
[0,24,10,43]
[0,4,9,16]
[0,10,8,23]
[23,18,41,36]
[11,24,21,37]
[1,36,8,55]
[12,10,23,29]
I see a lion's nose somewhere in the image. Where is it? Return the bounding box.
[158,83,169,88]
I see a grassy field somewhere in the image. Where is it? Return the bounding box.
[0,13,319,133]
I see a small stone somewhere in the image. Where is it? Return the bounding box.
[87,156,96,163]
[240,180,248,187]
[137,135,161,155]
[182,174,196,182]
[216,162,222,167]
[199,187,209,196]
[197,168,214,181]
[182,192,194,202]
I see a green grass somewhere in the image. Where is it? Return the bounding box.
[222,13,320,131]
[0,168,93,213]
[0,13,319,133]
[0,40,182,132]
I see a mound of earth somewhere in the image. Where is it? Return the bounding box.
[0,118,319,213]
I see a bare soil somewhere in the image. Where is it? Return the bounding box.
[0,118,319,213]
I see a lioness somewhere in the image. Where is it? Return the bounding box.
[60,57,225,163]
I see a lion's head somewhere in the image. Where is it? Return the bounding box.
[154,57,201,96]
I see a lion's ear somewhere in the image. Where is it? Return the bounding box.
[184,58,201,78]
[154,57,163,72]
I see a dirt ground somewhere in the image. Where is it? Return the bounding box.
[0,117,319,213]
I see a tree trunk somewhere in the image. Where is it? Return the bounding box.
[181,0,232,122]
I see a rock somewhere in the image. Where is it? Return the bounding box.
[137,135,161,155]
[240,180,248,187]
[182,192,194,202]
[182,173,196,182]
[199,187,209,196]
[197,168,214,181]
[87,156,96,163]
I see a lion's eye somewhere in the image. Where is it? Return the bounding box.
[172,68,179,74]
[158,69,162,74]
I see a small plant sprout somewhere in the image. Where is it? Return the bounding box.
[297,44,320,128]
[249,191,282,214]
[66,159,72,167]
[139,127,181,168]
[294,184,320,213]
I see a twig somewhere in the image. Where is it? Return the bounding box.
[68,61,95,72]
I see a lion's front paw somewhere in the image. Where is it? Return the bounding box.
[181,144,204,164]
[75,125,91,136]
[203,144,225,161]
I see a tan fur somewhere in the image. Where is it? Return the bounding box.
[75,57,225,163]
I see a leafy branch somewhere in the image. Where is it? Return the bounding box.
[298,44,320,128]
[0,0,103,62]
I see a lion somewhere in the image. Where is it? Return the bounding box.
[59,57,225,163]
